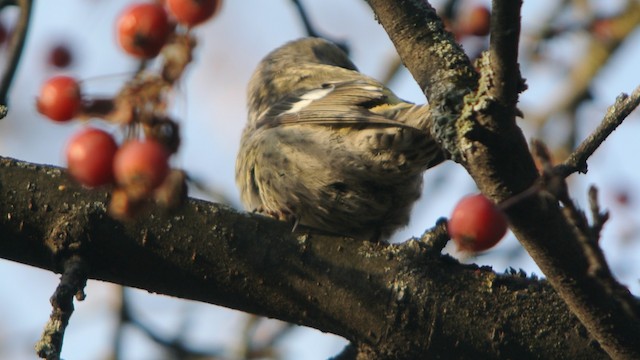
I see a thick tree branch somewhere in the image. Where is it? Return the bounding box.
[365,0,478,99]
[488,0,525,109]
[366,1,640,358]
[0,156,611,359]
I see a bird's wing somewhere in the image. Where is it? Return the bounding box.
[254,80,422,130]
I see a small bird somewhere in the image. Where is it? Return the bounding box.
[236,37,444,241]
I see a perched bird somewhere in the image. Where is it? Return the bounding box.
[236,37,444,241]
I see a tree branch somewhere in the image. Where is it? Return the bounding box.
[0,0,33,119]
[35,255,88,360]
[0,156,611,359]
[366,1,640,358]
[365,0,478,160]
[488,0,525,109]
[558,85,640,176]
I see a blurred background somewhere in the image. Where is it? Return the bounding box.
[0,0,639,359]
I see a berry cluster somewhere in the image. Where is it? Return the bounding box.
[36,0,222,219]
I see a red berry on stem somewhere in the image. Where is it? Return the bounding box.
[448,194,508,253]
[49,44,74,68]
[37,76,82,122]
[592,19,615,41]
[116,3,171,58]
[114,139,170,197]
[613,188,632,207]
[458,6,491,37]
[166,0,222,27]
[66,128,118,187]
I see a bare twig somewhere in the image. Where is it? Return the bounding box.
[290,0,320,39]
[289,0,348,53]
[238,315,290,359]
[35,256,88,360]
[119,288,227,359]
[379,56,403,87]
[558,85,640,176]
[0,0,34,119]
[560,185,610,277]
[440,0,460,20]
[588,186,609,243]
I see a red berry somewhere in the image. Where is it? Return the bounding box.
[448,194,508,253]
[592,19,614,41]
[166,0,222,27]
[49,44,74,68]
[458,6,491,37]
[613,188,632,207]
[37,76,82,122]
[116,3,171,58]
[66,128,118,187]
[113,139,170,197]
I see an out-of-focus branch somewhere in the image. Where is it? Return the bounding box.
[529,1,640,128]
[379,56,403,87]
[117,288,227,359]
[289,0,348,53]
[0,0,34,119]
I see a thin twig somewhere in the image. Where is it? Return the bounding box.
[290,0,318,38]
[379,56,403,87]
[558,85,640,176]
[0,0,34,119]
[119,288,227,358]
[289,0,349,53]
[587,186,609,243]
[35,256,88,360]
[441,0,460,20]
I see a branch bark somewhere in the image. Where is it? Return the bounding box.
[0,156,609,359]
[367,1,640,358]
